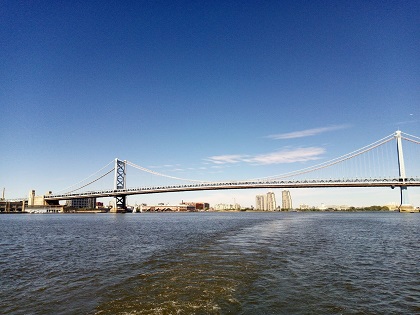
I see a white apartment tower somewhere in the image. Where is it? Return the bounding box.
[282,190,292,210]
[256,192,277,211]
[255,195,265,210]
[266,192,276,211]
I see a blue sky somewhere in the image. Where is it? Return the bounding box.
[1,0,419,208]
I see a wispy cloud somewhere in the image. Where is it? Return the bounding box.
[206,154,249,164]
[394,119,419,126]
[149,164,180,169]
[247,147,325,164]
[206,147,325,165]
[267,125,349,140]
[170,168,185,172]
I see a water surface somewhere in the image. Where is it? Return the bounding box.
[0,212,419,314]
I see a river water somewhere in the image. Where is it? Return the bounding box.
[0,212,419,314]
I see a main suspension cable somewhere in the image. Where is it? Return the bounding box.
[55,160,115,193]
[66,168,115,193]
[126,161,208,183]
[248,133,395,181]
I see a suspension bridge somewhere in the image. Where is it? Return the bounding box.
[20,130,420,212]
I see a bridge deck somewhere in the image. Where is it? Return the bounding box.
[44,178,420,200]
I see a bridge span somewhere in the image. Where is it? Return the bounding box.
[44,177,420,201]
[6,130,420,212]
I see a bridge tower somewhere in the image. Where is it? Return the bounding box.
[113,158,127,212]
[395,131,411,211]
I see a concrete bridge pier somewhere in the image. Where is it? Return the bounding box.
[110,195,127,213]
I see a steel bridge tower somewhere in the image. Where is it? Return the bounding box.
[113,158,127,212]
[395,131,410,211]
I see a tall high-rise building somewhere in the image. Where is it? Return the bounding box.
[256,192,277,211]
[282,190,292,210]
[266,192,276,211]
[255,195,265,210]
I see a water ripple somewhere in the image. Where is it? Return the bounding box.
[1,212,419,314]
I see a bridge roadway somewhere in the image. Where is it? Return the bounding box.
[44,177,420,200]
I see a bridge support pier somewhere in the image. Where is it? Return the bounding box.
[395,131,413,212]
[112,158,127,213]
[113,195,127,213]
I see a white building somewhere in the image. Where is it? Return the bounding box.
[256,192,277,211]
[282,190,292,210]
[266,192,276,211]
[214,203,241,211]
[255,195,265,210]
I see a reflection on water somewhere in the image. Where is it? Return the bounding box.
[1,212,419,314]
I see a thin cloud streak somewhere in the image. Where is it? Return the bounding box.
[206,147,325,165]
[247,147,325,165]
[267,125,349,140]
[206,154,249,164]
[394,119,419,125]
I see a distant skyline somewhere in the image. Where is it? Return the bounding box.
[1,1,419,207]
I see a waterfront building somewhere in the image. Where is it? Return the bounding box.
[141,204,196,212]
[255,195,265,210]
[26,190,64,212]
[319,203,327,211]
[255,192,276,211]
[66,198,96,209]
[0,200,26,213]
[28,190,49,206]
[266,192,276,211]
[282,190,292,210]
[214,203,240,211]
[385,202,399,211]
[181,201,210,211]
